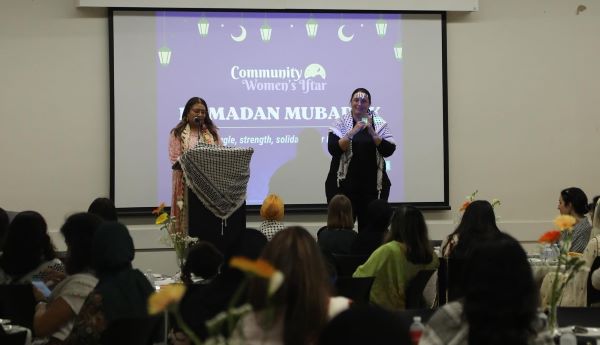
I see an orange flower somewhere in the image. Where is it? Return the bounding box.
[554,215,576,231]
[230,257,276,279]
[147,283,186,315]
[152,202,166,216]
[459,201,470,212]
[539,230,561,244]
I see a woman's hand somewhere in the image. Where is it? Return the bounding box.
[43,268,66,288]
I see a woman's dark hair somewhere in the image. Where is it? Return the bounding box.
[0,207,9,251]
[349,87,371,104]
[327,194,354,230]
[464,232,537,345]
[248,226,331,345]
[0,211,56,278]
[385,205,433,264]
[60,212,103,275]
[365,199,392,233]
[561,187,590,216]
[181,241,224,284]
[87,197,118,221]
[171,97,219,141]
[445,200,501,260]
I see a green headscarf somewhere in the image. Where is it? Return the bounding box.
[91,222,154,322]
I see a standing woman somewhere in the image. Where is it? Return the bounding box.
[169,97,222,233]
[325,88,396,231]
[558,187,591,253]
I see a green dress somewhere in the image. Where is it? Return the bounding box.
[353,241,439,310]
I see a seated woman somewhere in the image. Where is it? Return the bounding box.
[420,232,554,345]
[180,241,223,285]
[318,194,357,260]
[557,187,591,253]
[353,205,439,310]
[63,222,155,345]
[0,211,64,284]
[234,226,350,345]
[441,200,501,258]
[87,197,118,222]
[33,213,102,344]
[258,194,285,241]
[350,199,392,256]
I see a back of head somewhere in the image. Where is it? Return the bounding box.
[365,199,392,233]
[561,187,590,216]
[327,194,354,229]
[260,194,285,221]
[250,226,330,345]
[87,197,118,221]
[1,211,55,278]
[464,232,536,345]
[182,241,224,281]
[319,305,410,345]
[0,207,9,251]
[386,205,433,264]
[449,200,500,259]
[92,221,135,275]
[60,212,103,275]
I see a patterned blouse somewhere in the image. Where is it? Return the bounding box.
[258,220,285,241]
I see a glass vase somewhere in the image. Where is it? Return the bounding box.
[546,301,561,337]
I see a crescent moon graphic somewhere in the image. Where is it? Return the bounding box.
[231,25,247,42]
[338,25,354,42]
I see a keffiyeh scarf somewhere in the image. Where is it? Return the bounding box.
[329,111,395,197]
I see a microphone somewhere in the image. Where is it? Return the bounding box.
[193,116,201,125]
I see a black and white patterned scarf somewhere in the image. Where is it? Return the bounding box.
[329,111,395,197]
[180,143,254,220]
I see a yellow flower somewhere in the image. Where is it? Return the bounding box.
[155,212,169,225]
[554,215,576,231]
[147,283,186,315]
[230,257,276,279]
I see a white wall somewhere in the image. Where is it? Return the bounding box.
[1,0,599,273]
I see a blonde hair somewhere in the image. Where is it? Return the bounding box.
[327,194,354,229]
[260,194,285,221]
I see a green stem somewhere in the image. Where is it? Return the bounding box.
[227,279,248,337]
[173,305,203,345]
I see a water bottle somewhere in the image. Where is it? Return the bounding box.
[409,316,425,345]
[552,244,561,260]
[559,329,577,345]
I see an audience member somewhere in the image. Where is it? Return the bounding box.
[318,304,411,345]
[558,187,591,253]
[180,241,224,285]
[589,195,600,238]
[234,226,350,345]
[258,194,286,241]
[33,212,102,343]
[353,205,438,310]
[441,200,501,258]
[87,197,118,221]
[350,199,392,256]
[179,228,268,340]
[63,222,154,345]
[0,207,9,252]
[318,194,357,262]
[0,211,64,284]
[420,232,553,345]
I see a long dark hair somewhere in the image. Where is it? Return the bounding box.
[60,212,102,275]
[248,226,331,345]
[464,232,538,345]
[561,187,590,216]
[444,200,501,259]
[87,197,118,221]
[171,97,219,141]
[385,205,433,264]
[0,211,56,279]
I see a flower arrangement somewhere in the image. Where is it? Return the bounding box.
[538,215,586,335]
[459,190,501,212]
[153,202,198,270]
[147,256,284,345]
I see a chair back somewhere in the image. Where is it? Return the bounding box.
[335,276,375,304]
[0,284,36,330]
[437,257,467,306]
[405,269,435,309]
[100,316,162,345]
[587,256,600,306]
[557,307,600,327]
[331,253,370,277]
